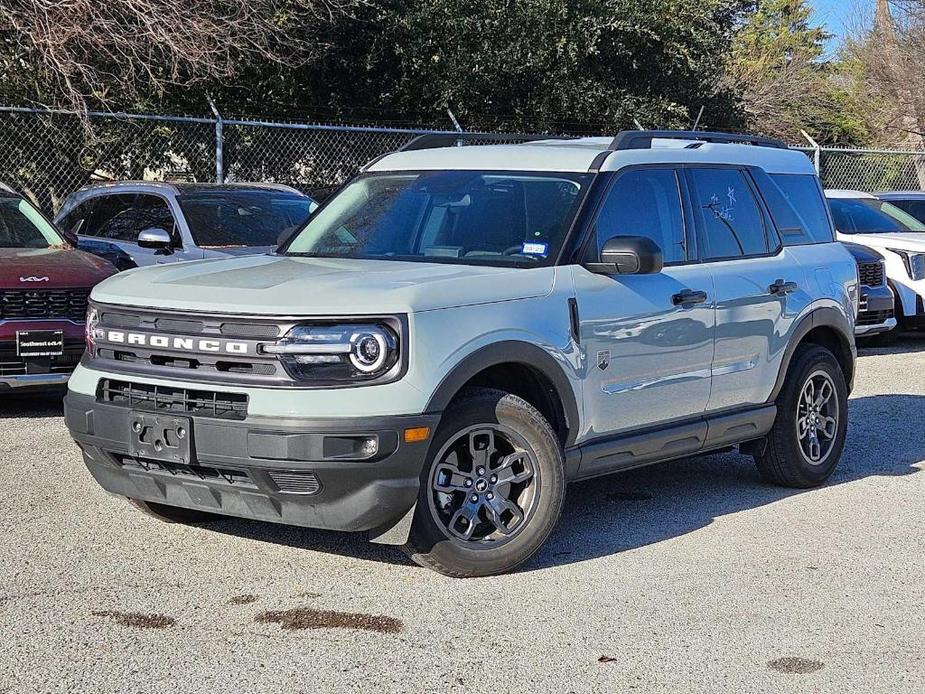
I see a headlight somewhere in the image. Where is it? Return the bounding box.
[887,248,925,281]
[261,321,401,383]
[85,305,101,357]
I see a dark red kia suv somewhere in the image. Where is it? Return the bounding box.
[1,189,116,392]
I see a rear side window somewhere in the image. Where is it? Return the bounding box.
[595,168,687,263]
[86,194,139,241]
[768,174,834,243]
[689,168,769,259]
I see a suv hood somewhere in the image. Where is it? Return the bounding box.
[90,255,555,314]
[0,246,116,289]
[838,231,925,251]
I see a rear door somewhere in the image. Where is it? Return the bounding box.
[686,167,809,411]
[573,166,715,437]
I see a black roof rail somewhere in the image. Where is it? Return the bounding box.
[399,132,573,152]
[608,130,788,151]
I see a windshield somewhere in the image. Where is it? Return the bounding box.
[283,171,591,266]
[0,197,65,249]
[177,190,315,247]
[828,197,925,234]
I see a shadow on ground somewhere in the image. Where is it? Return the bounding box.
[205,392,923,572]
[8,332,924,571]
[0,390,64,419]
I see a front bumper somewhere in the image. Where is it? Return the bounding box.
[64,391,439,536]
[856,285,897,336]
[0,342,84,392]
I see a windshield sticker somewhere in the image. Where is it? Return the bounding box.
[522,241,548,255]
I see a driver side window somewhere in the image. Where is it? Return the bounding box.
[595,169,687,263]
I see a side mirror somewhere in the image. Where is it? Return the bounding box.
[57,226,78,246]
[137,227,173,253]
[585,235,664,275]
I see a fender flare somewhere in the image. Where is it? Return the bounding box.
[424,340,581,447]
[769,306,856,401]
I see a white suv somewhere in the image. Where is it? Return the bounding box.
[65,131,858,577]
[826,189,925,332]
[55,182,318,268]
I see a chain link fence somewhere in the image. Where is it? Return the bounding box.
[3,105,925,214]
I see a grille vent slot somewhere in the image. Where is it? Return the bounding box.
[1,289,89,320]
[267,470,321,495]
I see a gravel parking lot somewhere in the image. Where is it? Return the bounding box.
[1,340,923,694]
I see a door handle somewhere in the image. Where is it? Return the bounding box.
[672,288,708,306]
[769,279,798,296]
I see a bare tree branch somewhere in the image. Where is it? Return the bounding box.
[0,0,355,112]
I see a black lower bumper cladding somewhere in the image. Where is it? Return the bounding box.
[65,392,438,534]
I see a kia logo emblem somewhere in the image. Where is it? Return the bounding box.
[20,276,49,282]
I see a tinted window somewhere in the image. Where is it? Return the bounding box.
[595,169,686,263]
[285,171,590,267]
[883,198,925,224]
[769,174,834,243]
[0,197,64,248]
[828,197,925,234]
[134,195,177,242]
[85,194,139,241]
[690,168,769,259]
[59,199,98,236]
[178,191,313,247]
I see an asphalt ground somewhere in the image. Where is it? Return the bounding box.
[1,338,923,693]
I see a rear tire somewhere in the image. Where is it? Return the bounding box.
[127,498,222,524]
[403,388,565,577]
[754,344,848,488]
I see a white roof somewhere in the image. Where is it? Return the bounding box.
[824,189,876,199]
[368,136,816,176]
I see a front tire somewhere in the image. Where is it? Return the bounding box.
[754,344,848,488]
[403,388,565,577]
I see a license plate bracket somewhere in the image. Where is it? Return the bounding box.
[16,330,64,357]
[130,413,193,464]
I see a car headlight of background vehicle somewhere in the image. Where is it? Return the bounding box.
[887,248,925,281]
[260,319,403,383]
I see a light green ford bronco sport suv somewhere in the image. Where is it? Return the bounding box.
[66,130,858,577]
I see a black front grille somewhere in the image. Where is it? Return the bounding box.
[97,378,249,420]
[0,289,90,320]
[93,305,287,386]
[858,262,885,287]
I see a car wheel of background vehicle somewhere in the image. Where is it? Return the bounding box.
[403,388,565,578]
[754,344,848,488]
[127,498,222,524]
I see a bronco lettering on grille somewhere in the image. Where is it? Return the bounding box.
[102,330,250,355]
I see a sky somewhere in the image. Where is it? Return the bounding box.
[809,0,865,54]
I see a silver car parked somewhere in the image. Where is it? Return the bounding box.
[55,182,317,267]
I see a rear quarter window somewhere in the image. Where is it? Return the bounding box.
[766,173,835,244]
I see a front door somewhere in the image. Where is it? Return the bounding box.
[573,167,715,439]
[78,193,198,266]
